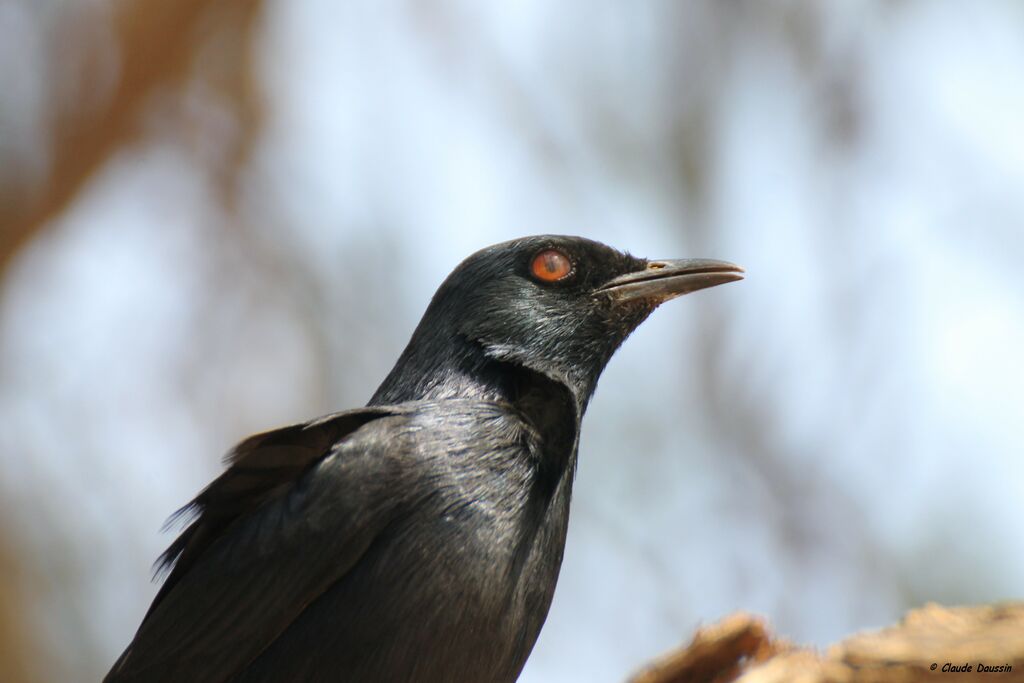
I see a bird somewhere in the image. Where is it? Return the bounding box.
[105,235,743,683]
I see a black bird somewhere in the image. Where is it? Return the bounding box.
[105,235,742,682]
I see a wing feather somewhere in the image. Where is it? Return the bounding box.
[106,407,407,683]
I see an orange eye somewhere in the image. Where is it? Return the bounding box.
[530,249,572,282]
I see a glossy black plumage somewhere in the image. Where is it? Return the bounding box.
[105,235,742,682]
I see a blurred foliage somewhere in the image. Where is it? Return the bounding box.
[0,0,263,273]
[0,1,264,681]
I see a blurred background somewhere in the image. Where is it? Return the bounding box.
[1,1,1022,681]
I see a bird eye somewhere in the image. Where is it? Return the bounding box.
[530,249,573,283]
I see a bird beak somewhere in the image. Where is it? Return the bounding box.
[597,258,745,304]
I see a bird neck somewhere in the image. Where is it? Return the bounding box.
[369,335,529,406]
[368,335,585,441]
[371,332,582,527]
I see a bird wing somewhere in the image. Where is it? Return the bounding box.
[105,406,410,683]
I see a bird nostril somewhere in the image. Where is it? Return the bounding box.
[648,262,666,270]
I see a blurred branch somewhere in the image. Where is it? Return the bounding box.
[629,613,782,683]
[0,0,264,274]
[630,603,1024,683]
[0,541,41,683]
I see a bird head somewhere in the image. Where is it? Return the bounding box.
[371,235,742,410]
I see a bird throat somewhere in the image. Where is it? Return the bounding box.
[370,335,580,478]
